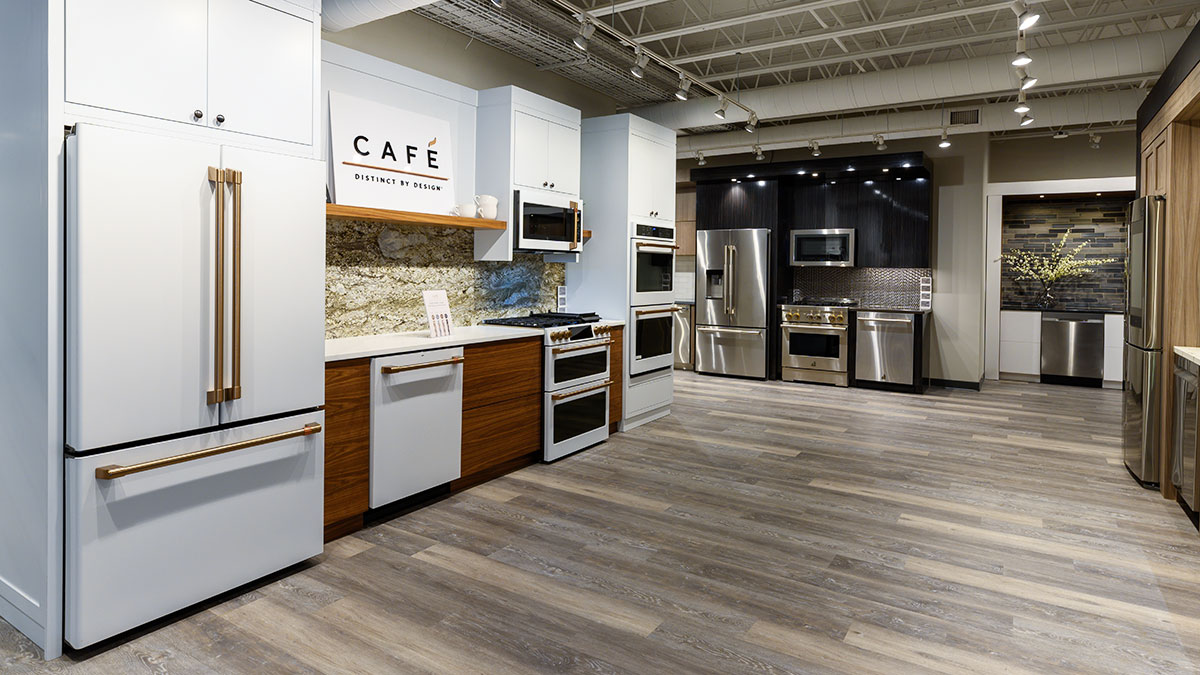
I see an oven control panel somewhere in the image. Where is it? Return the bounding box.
[781,307,848,325]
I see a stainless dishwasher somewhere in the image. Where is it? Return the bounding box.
[1040,312,1104,385]
[1174,355,1199,513]
[855,311,915,386]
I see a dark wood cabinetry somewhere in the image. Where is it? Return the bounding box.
[609,327,623,433]
[696,180,778,231]
[323,358,371,541]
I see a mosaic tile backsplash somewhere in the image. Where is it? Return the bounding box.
[326,219,564,339]
[793,267,931,309]
[1001,195,1128,312]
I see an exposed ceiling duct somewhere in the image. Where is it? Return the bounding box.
[633,27,1189,132]
[322,0,442,32]
[676,89,1145,158]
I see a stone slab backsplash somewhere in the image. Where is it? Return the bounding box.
[326,219,564,339]
[793,267,930,309]
[1001,195,1128,312]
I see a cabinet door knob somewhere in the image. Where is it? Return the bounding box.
[215,114,226,125]
[543,181,548,187]
[550,182,555,188]
[193,110,203,120]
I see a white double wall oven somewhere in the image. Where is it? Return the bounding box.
[629,221,680,376]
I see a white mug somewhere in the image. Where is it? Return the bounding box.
[475,194,499,220]
[453,203,477,217]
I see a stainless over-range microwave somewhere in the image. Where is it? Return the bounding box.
[514,190,582,253]
[790,228,855,267]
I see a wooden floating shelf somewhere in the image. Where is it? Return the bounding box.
[325,204,507,231]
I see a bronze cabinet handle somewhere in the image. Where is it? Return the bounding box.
[381,356,465,374]
[551,380,613,401]
[207,167,226,405]
[225,169,243,401]
[95,423,322,480]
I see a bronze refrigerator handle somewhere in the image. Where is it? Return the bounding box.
[207,167,226,405]
[95,423,322,480]
[225,168,243,401]
[551,379,612,401]
[381,356,465,374]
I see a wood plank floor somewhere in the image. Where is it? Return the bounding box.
[6,373,1200,673]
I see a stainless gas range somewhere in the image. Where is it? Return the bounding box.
[780,297,856,386]
[484,312,618,461]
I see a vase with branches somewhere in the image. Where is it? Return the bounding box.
[998,229,1118,309]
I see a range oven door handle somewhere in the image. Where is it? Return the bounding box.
[552,380,613,401]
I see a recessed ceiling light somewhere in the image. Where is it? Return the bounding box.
[811,172,819,177]
[882,168,890,172]
[797,170,807,175]
[747,174,755,178]
[847,166,856,171]
[1096,192,1102,196]
[902,162,911,168]
[830,180,837,184]
[864,180,874,185]
[1039,194,1045,198]
[896,177,901,181]
[730,178,737,182]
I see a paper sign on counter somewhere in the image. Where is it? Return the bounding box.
[422,290,453,338]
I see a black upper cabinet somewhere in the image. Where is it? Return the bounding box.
[696,180,778,231]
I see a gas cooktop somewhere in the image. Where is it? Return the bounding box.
[483,312,602,328]
[797,297,859,308]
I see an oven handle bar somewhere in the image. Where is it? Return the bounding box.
[698,326,761,335]
[636,242,680,250]
[635,306,684,316]
[551,379,613,401]
[552,340,613,355]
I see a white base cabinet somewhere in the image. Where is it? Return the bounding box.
[65,411,324,649]
[370,348,463,508]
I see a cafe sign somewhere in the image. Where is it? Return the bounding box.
[329,91,456,214]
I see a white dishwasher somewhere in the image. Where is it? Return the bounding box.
[370,347,463,508]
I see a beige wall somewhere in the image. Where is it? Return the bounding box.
[988,130,1136,182]
[677,133,991,384]
[323,14,619,118]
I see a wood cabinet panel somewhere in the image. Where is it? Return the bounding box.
[462,337,543,411]
[323,358,371,539]
[610,327,624,433]
[676,189,697,256]
[461,392,542,477]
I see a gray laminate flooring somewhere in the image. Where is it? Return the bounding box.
[5,372,1200,673]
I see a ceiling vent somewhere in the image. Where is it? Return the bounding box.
[949,109,981,126]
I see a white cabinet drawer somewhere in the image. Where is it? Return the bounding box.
[370,348,463,508]
[626,370,673,417]
[65,412,324,648]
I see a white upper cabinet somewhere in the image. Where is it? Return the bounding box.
[512,111,580,195]
[208,0,314,145]
[65,0,209,126]
[630,133,675,222]
[65,0,315,146]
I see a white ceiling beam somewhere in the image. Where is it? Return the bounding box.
[585,0,669,16]
[631,0,860,43]
[669,0,1044,64]
[694,3,1200,83]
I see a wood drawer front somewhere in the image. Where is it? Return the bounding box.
[610,327,624,426]
[65,412,324,648]
[324,359,370,529]
[462,337,543,410]
[462,393,541,476]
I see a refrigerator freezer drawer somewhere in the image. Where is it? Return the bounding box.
[65,411,324,648]
[1122,345,1160,486]
[695,326,768,379]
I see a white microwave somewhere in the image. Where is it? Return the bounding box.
[790,228,855,267]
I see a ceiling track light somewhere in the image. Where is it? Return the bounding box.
[874,133,887,151]
[809,140,821,157]
[714,96,728,120]
[674,74,691,101]
[489,0,504,8]
[1019,114,1035,127]
[1012,0,1040,30]
[1089,133,1102,150]
[695,151,706,166]
[745,113,758,133]
[1053,130,1068,139]
[573,20,595,51]
[753,144,765,161]
[1017,66,1037,91]
[630,48,649,79]
[1012,33,1032,67]
[1014,91,1030,114]
[938,128,952,149]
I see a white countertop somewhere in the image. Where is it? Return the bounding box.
[1175,346,1200,366]
[326,325,544,362]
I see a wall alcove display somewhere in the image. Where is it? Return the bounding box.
[999,193,1133,312]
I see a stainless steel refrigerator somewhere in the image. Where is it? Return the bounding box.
[695,228,770,378]
[1123,195,1165,487]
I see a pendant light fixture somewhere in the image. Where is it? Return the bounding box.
[1012,33,1032,67]
[753,144,765,161]
[1017,66,1037,90]
[938,129,951,149]
[809,140,821,157]
[873,134,887,151]
[1089,133,1102,150]
[630,47,649,79]
[714,96,728,120]
[674,74,691,101]
[1012,1,1040,30]
[745,113,757,133]
[695,151,706,166]
[573,20,595,51]
[1014,91,1030,114]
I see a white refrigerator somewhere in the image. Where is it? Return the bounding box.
[63,124,326,648]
